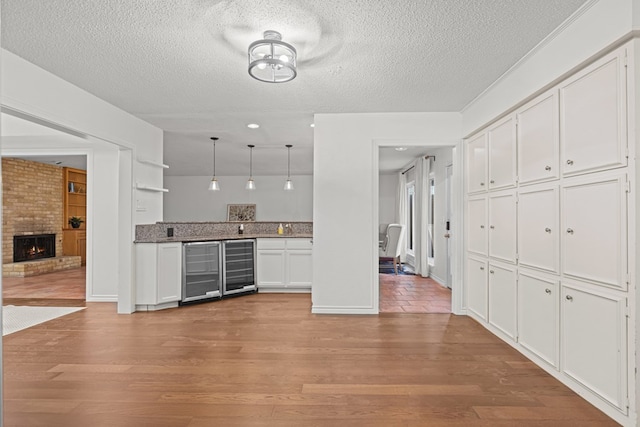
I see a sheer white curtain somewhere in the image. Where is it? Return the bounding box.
[414,157,431,277]
[396,171,407,262]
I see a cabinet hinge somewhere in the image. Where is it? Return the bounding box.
[624,52,628,67]
[626,181,631,194]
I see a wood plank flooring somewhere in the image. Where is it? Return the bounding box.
[2,293,618,426]
[3,267,86,307]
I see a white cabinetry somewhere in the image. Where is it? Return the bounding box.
[135,242,182,311]
[488,190,516,264]
[517,90,559,185]
[466,132,487,193]
[517,270,559,368]
[517,184,559,273]
[467,195,487,256]
[561,281,627,412]
[562,171,627,289]
[487,262,516,340]
[467,257,488,321]
[257,238,312,292]
[560,48,627,176]
[487,115,517,190]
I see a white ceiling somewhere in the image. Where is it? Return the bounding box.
[1,0,588,174]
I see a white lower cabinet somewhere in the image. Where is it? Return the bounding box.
[561,281,627,412]
[257,238,312,292]
[517,270,559,368]
[517,184,559,273]
[487,262,516,340]
[488,190,517,263]
[467,256,488,320]
[135,242,182,311]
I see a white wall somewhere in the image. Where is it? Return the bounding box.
[1,49,164,309]
[378,173,398,227]
[164,175,313,222]
[313,112,461,314]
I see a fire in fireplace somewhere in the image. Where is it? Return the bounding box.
[13,234,56,263]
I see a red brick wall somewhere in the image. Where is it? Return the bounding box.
[2,158,64,264]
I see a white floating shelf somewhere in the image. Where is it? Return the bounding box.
[135,183,169,193]
[138,159,169,169]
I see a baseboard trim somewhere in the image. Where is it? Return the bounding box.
[312,306,378,315]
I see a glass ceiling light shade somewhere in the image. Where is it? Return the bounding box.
[208,137,220,191]
[246,144,256,190]
[284,144,294,191]
[248,30,297,83]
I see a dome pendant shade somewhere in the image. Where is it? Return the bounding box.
[208,137,221,191]
[248,31,297,83]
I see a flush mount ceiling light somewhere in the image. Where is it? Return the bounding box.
[284,144,294,191]
[395,147,408,151]
[247,123,260,129]
[248,30,297,83]
[246,144,256,190]
[208,137,220,191]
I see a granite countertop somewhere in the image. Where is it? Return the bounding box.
[135,233,313,244]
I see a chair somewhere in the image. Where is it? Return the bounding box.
[379,223,389,249]
[379,224,405,275]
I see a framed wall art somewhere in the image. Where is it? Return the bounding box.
[227,204,256,222]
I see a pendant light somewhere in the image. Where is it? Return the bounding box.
[284,144,294,191]
[246,144,256,190]
[208,137,220,191]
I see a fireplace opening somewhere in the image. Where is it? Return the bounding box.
[13,234,56,263]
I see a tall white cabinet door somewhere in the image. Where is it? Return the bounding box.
[517,90,559,185]
[286,249,313,289]
[562,172,627,289]
[517,185,559,273]
[488,262,516,340]
[257,250,286,288]
[467,196,487,255]
[467,257,488,321]
[488,191,517,264]
[487,115,517,190]
[560,47,627,176]
[561,283,627,411]
[517,271,558,368]
[157,243,182,303]
[466,132,487,193]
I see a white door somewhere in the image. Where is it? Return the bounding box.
[560,47,627,176]
[466,257,488,320]
[466,132,487,193]
[467,196,487,256]
[517,270,559,368]
[488,190,517,264]
[487,262,516,340]
[517,89,559,185]
[487,115,517,190]
[562,171,627,289]
[518,184,559,273]
[561,282,627,411]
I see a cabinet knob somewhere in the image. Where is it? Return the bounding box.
[489,270,494,274]
[566,228,574,234]
[545,288,552,294]
[545,227,551,233]
[566,159,574,165]
[480,225,485,229]
[490,180,495,184]
[489,225,495,229]
[480,266,485,271]
[480,182,485,186]
[565,295,573,301]
[545,165,552,171]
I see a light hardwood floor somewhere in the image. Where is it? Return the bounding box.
[2,291,617,426]
[3,266,86,306]
[380,273,451,313]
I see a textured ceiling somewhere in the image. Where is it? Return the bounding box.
[1,0,588,175]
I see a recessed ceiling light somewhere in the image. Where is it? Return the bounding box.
[395,147,408,151]
[310,123,315,128]
[247,123,260,129]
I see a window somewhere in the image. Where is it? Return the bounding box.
[407,182,415,255]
